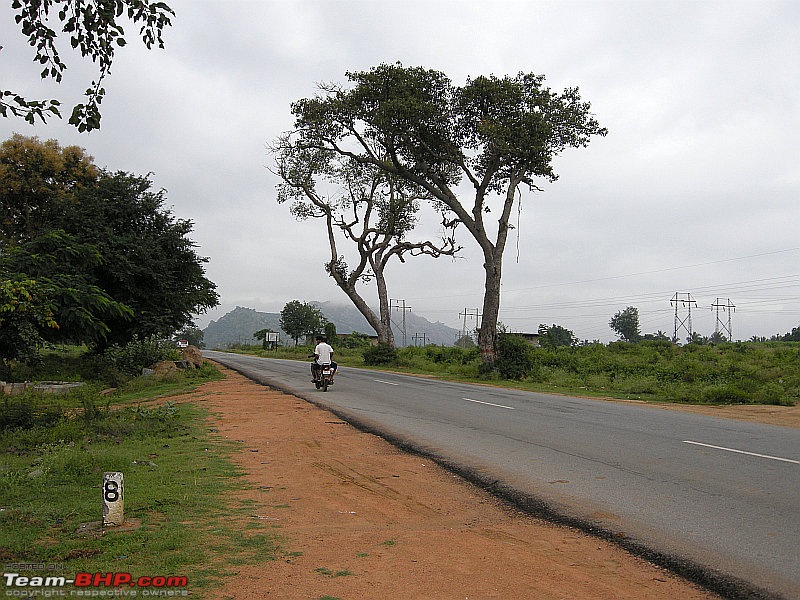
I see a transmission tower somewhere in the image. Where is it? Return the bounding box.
[671,292,697,342]
[390,299,412,347]
[711,298,736,341]
[459,308,482,342]
[412,332,429,347]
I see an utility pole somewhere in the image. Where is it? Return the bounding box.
[459,308,482,342]
[390,299,412,347]
[412,332,429,347]
[671,292,697,342]
[711,298,735,341]
[672,292,696,342]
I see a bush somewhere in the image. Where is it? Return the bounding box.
[0,397,64,431]
[103,335,180,376]
[363,344,398,366]
[490,333,535,380]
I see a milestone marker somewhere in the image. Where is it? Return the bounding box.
[102,472,124,526]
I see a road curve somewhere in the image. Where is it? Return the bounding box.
[204,351,800,599]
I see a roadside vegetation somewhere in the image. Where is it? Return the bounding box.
[225,336,799,407]
[0,344,282,597]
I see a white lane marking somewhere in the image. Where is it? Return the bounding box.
[374,379,400,386]
[463,397,515,410]
[683,440,799,464]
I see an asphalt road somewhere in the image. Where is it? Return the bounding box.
[204,351,800,599]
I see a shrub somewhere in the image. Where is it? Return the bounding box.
[0,397,64,431]
[700,384,750,404]
[491,333,535,380]
[103,335,180,376]
[363,344,398,366]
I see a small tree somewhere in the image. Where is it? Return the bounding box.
[537,323,576,348]
[324,321,337,341]
[643,330,670,341]
[279,300,325,346]
[609,307,641,343]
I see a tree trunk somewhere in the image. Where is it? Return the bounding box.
[477,249,502,363]
[374,268,396,347]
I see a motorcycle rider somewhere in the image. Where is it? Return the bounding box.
[311,335,337,383]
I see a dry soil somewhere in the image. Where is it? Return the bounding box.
[180,364,798,599]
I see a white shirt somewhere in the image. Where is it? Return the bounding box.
[314,342,334,364]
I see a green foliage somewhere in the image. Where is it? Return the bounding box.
[3,0,175,131]
[283,63,607,357]
[780,325,800,342]
[279,300,326,345]
[363,344,399,366]
[102,335,180,377]
[63,171,218,347]
[0,135,218,361]
[324,321,337,340]
[337,331,372,349]
[609,306,641,342]
[487,333,536,380]
[176,326,204,348]
[226,338,798,407]
[423,345,480,365]
[1,230,135,351]
[538,323,577,348]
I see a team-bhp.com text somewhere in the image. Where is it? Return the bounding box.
[3,573,188,597]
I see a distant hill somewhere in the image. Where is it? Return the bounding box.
[203,302,459,349]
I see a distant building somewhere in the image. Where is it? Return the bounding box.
[515,332,541,347]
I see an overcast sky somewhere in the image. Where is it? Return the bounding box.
[2,0,798,343]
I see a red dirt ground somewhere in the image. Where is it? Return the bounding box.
[164,365,795,599]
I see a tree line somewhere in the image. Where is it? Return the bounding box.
[0,134,218,367]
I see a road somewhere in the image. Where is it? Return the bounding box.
[204,351,800,599]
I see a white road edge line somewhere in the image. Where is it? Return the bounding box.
[683,440,799,464]
[463,397,515,410]
[374,379,400,386]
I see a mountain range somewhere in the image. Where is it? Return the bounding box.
[202,302,460,349]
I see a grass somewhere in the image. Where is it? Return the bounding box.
[314,567,355,577]
[224,339,800,406]
[0,364,281,597]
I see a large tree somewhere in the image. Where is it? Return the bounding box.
[1,230,133,351]
[2,0,174,131]
[63,170,219,347]
[273,142,459,347]
[0,134,218,354]
[282,63,606,361]
[0,133,99,243]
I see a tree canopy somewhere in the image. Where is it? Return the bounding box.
[281,63,606,361]
[273,140,459,347]
[2,0,174,131]
[279,300,326,346]
[610,306,642,343]
[538,323,577,348]
[0,134,218,362]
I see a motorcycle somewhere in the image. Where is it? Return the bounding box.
[312,362,335,392]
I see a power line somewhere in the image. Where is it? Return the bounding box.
[711,298,736,340]
[671,292,697,342]
[390,299,412,347]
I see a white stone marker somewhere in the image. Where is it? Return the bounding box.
[102,472,124,526]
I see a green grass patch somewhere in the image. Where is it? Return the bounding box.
[224,340,799,406]
[314,567,354,577]
[0,364,280,597]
